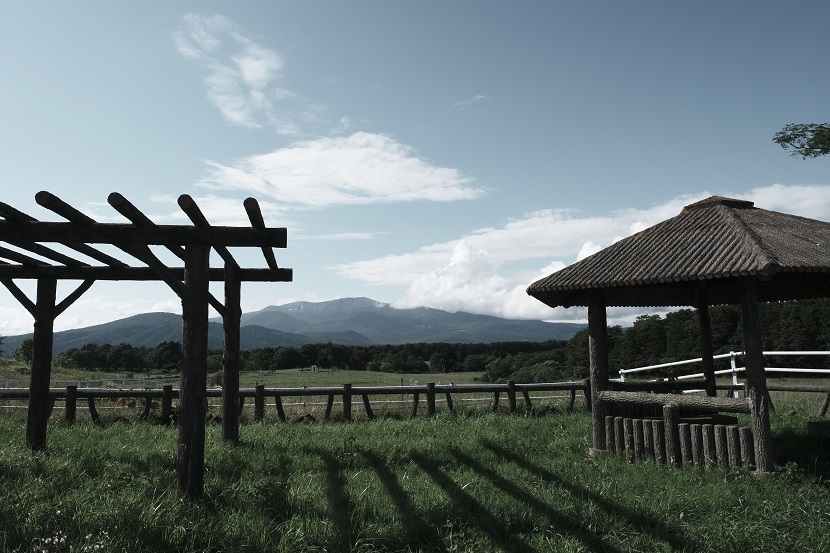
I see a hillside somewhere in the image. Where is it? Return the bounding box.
[1,297,584,357]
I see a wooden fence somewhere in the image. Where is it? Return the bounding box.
[0,380,591,425]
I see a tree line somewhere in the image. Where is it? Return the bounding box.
[7,298,830,383]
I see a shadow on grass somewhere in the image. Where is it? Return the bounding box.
[316,450,359,551]
[360,450,448,552]
[410,451,537,553]
[480,439,700,552]
[772,425,830,479]
[448,447,622,553]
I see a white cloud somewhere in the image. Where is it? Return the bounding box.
[198,132,484,208]
[452,95,496,108]
[335,184,830,322]
[174,14,322,134]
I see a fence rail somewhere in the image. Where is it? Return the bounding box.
[0,380,591,425]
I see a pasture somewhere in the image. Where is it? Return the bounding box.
[0,378,828,552]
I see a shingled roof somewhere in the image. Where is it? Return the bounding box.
[527,196,830,308]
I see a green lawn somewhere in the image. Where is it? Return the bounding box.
[1,391,828,552]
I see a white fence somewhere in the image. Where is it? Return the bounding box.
[617,351,830,396]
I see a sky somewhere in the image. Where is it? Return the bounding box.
[1,1,830,337]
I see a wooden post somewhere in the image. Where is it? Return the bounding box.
[87,397,100,425]
[614,417,625,456]
[445,392,454,412]
[362,394,374,420]
[161,384,173,425]
[690,424,703,467]
[275,394,286,421]
[605,416,616,452]
[679,423,692,465]
[507,380,517,413]
[324,394,334,421]
[222,265,241,443]
[633,419,645,462]
[254,384,265,421]
[741,277,774,474]
[653,420,666,465]
[411,392,419,417]
[715,425,729,468]
[65,385,77,424]
[696,291,717,397]
[342,383,352,421]
[643,419,654,461]
[588,290,610,456]
[522,389,532,410]
[623,418,634,460]
[426,383,436,416]
[177,243,210,498]
[702,424,716,467]
[726,425,741,468]
[567,388,576,412]
[663,403,680,466]
[26,277,57,450]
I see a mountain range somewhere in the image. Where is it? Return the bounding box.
[1,297,585,357]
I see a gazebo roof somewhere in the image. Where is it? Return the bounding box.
[527,196,830,308]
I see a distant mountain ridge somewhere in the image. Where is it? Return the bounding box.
[1,297,585,357]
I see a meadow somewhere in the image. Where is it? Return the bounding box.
[0,373,828,552]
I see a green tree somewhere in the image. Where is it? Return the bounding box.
[12,338,34,367]
[773,123,830,159]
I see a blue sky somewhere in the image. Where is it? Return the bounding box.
[2,1,830,336]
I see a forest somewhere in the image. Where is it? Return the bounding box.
[12,298,830,384]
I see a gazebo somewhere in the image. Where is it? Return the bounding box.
[527,196,830,473]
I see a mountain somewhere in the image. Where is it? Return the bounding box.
[1,297,585,357]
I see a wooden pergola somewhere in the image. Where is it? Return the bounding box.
[528,196,830,474]
[0,191,292,497]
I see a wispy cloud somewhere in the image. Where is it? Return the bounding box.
[452,94,496,108]
[333,184,830,323]
[197,132,485,208]
[174,14,323,134]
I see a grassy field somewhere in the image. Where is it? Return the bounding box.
[0,385,829,552]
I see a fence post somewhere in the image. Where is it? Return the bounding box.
[324,394,334,421]
[65,385,77,425]
[342,383,352,421]
[411,392,420,418]
[507,380,517,413]
[663,403,680,466]
[362,394,374,420]
[275,394,286,421]
[254,384,265,421]
[819,392,830,417]
[426,383,436,416]
[730,352,739,398]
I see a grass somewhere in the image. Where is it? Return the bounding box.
[1,387,829,552]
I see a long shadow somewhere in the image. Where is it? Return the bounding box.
[448,447,621,553]
[410,451,536,553]
[481,439,700,552]
[360,450,447,551]
[316,450,358,552]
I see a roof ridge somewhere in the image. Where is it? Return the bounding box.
[719,205,781,278]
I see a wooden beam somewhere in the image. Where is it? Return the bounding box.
[244,197,280,270]
[54,279,95,318]
[0,265,292,282]
[0,220,287,248]
[1,277,36,316]
[178,195,239,268]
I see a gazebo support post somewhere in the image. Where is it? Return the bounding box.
[741,277,774,474]
[696,290,717,397]
[26,277,57,451]
[222,263,242,444]
[588,289,610,456]
[177,243,210,498]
